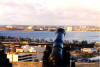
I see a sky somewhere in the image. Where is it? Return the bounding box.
[0,0,100,26]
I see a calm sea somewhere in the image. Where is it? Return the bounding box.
[0,30,100,42]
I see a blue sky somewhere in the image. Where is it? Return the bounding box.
[0,0,100,26]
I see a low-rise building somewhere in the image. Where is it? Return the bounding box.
[67,27,72,32]
[21,45,45,52]
[81,48,97,53]
[16,48,23,52]
[7,53,37,62]
[94,42,100,50]
[7,53,18,62]
[29,47,36,52]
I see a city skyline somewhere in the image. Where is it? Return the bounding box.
[0,0,100,26]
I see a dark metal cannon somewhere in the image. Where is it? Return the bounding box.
[49,28,65,66]
[43,28,71,67]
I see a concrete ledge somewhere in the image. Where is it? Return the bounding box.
[76,62,100,67]
[12,62,42,67]
[12,62,100,67]
[76,62,96,65]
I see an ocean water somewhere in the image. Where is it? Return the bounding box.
[0,30,100,42]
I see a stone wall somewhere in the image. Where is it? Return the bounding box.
[76,62,100,67]
[12,62,42,67]
[12,62,99,67]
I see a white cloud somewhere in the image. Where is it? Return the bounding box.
[0,0,100,26]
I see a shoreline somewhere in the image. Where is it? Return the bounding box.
[0,30,100,32]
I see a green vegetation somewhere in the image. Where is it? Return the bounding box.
[0,36,95,49]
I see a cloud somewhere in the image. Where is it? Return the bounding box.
[0,0,100,26]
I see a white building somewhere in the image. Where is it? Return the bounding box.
[81,48,97,53]
[7,53,37,62]
[7,53,18,62]
[21,45,30,52]
[21,45,45,52]
[67,27,72,32]
[89,56,100,61]
[27,26,32,29]
[16,48,23,52]
[29,47,36,52]
[94,42,100,50]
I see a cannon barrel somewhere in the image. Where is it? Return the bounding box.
[42,28,71,67]
[49,28,65,65]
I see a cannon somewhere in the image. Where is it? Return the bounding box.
[43,28,71,67]
[49,28,65,66]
